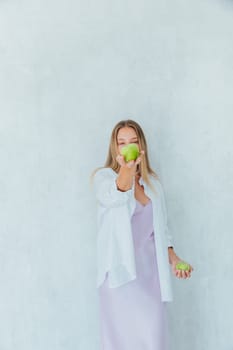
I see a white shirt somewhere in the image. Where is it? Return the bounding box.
[92,167,173,302]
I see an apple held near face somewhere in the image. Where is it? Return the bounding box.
[175,262,190,271]
[120,143,139,162]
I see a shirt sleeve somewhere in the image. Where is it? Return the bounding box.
[156,179,173,248]
[93,169,134,208]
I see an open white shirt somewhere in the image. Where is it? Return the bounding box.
[93,167,173,302]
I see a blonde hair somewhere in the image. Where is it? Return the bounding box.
[90,119,159,192]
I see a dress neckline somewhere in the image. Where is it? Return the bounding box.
[136,199,151,207]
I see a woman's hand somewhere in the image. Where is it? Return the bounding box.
[169,249,194,279]
[115,150,145,192]
[116,150,144,171]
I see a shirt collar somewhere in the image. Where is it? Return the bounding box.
[139,176,148,191]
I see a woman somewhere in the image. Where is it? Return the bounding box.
[92,119,193,350]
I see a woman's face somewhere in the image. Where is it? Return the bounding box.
[116,127,139,154]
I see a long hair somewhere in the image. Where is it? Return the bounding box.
[90,119,159,192]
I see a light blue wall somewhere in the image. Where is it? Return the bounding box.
[0,1,232,349]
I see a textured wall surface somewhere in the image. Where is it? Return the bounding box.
[0,0,233,349]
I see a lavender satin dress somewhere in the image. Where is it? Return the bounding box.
[98,199,168,350]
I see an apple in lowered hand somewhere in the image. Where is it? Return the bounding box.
[175,262,190,271]
[120,143,139,162]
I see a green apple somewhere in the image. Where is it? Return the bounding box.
[175,262,190,271]
[120,143,139,162]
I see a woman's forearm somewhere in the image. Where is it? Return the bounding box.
[116,167,135,191]
[168,247,179,264]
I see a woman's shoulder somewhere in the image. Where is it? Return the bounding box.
[92,167,117,181]
[95,167,115,175]
[148,174,165,195]
[148,173,161,186]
